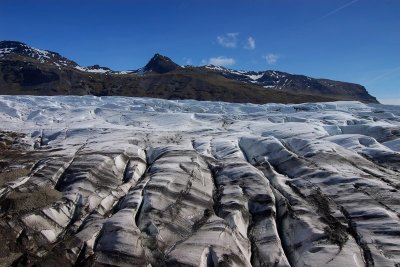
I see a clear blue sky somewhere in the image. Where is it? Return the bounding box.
[1,0,399,104]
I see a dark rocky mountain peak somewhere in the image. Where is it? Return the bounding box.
[0,40,78,67]
[142,53,180,73]
[0,40,26,49]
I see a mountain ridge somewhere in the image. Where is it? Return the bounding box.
[0,40,378,103]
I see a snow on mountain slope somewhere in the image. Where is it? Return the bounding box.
[202,64,378,103]
[0,41,78,67]
[0,96,399,266]
[0,41,118,74]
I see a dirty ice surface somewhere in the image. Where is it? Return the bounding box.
[0,95,399,267]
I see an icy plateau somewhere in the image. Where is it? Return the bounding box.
[0,95,399,267]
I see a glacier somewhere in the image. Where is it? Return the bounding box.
[0,95,399,267]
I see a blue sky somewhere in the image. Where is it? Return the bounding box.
[1,0,399,104]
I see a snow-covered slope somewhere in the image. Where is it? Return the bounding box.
[0,96,399,266]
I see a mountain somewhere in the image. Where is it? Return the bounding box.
[204,66,378,103]
[0,41,78,67]
[142,53,181,73]
[0,41,379,103]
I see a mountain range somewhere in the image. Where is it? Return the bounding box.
[0,41,378,104]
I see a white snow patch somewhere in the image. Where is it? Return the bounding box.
[247,74,263,80]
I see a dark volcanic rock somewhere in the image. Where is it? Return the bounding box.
[142,53,181,73]
[1,60,60,86]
